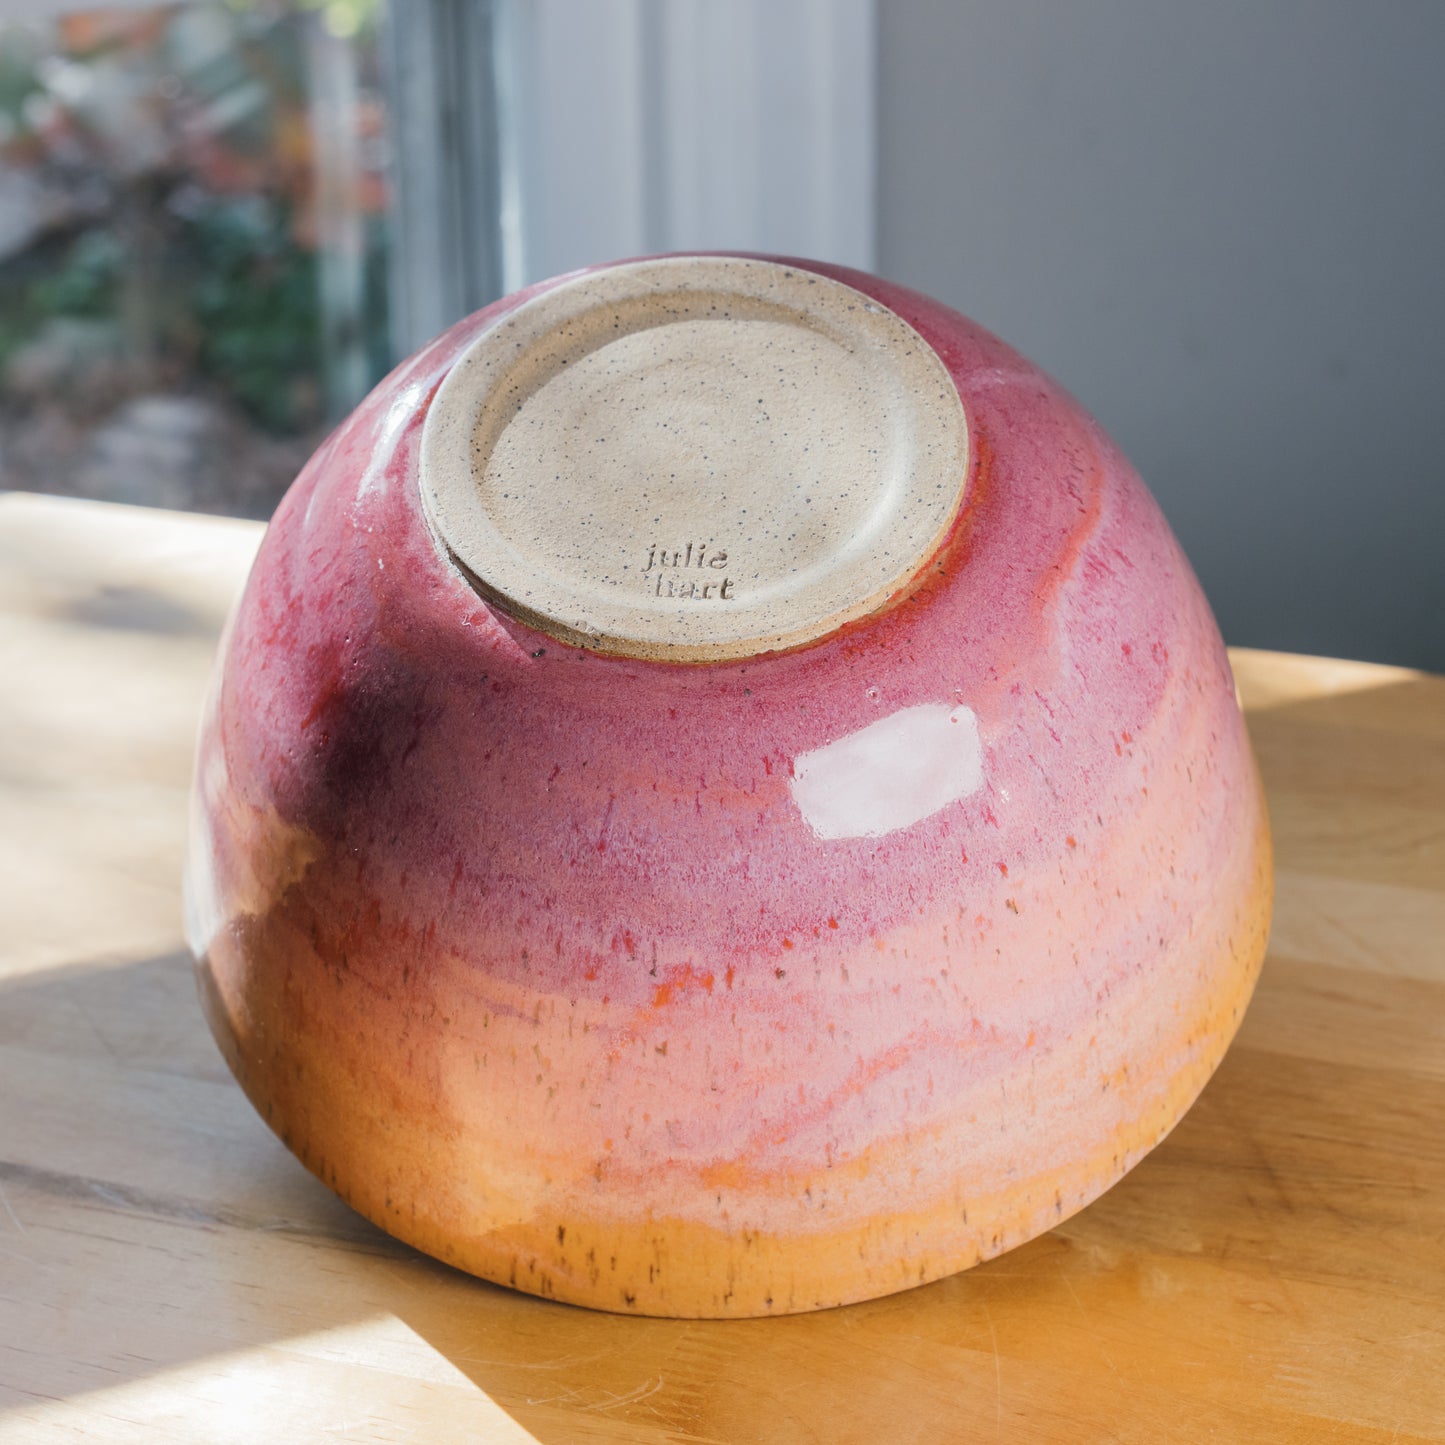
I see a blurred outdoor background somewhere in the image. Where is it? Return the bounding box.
[0,0,1440,669]
[0,0,387,515]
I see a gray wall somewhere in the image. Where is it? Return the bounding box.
[878,0,1444,671]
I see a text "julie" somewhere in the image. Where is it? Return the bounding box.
[643,542,735,601]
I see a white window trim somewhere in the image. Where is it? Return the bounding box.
[501,0,877,290]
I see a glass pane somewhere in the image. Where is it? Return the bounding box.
[0,1,389,518]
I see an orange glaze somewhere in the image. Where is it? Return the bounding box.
[196,798,1269,1315]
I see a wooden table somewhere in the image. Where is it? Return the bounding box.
[1,492,1441,1443]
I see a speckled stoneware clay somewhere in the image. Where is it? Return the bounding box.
[420,259,969,661]
[186,254,1272,1318]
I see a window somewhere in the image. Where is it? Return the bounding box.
[0,1,389,517]
[0,0,874,519]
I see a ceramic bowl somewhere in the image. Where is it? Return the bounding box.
[186,254,1272,1317]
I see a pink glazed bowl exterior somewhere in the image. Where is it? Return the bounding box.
[186,255,1272,1317]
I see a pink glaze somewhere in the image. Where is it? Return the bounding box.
[187,256,1272,1316]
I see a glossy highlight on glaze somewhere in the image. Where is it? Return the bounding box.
[790,703,983,840]
[186,255,1272,1318]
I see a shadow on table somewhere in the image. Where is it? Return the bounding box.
[0,952,1102,1441]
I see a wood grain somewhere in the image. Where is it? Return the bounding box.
[1,494,1441,1443]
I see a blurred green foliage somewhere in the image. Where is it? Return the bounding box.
[188,198,322,432]
[30,229,124,318]
[0,230,120,376]
[225,0,380,42]
[0,3,389,435]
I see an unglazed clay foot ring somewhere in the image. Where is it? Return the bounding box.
[419,256,970,663]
